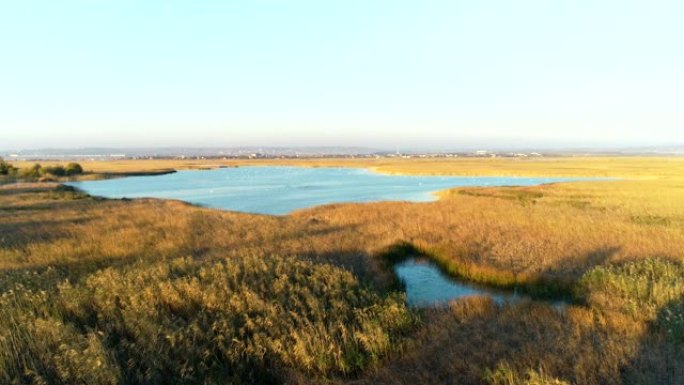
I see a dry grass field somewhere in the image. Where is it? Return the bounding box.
[14,155,684,178]
[1,157,683,384]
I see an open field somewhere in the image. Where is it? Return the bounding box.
[1,157,684,384]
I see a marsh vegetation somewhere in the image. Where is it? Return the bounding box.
[0,159,83,183]
[1,157,683,384]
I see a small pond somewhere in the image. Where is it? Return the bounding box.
[394,258,565,308]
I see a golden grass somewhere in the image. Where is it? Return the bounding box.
[1,156,684,383]
[1,255,414,384]
[14,155,684,178]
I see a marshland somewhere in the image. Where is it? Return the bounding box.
[1,156,683,384]
[5,0,684,382]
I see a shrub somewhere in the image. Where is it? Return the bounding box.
[18,163,43,179]
[44,165,67,177]
[0,158,11,175]
[65,163,84,176]
[0,157,17,176]
[659,299,684,344]
[11,162,83,180]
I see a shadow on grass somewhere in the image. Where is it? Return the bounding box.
[376,241,619,303]
[358,298,633,385]
[0,252,163,292]
[621,295,684,384]
[0,217,95,249]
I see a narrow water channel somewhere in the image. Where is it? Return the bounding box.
[394,258,565,308]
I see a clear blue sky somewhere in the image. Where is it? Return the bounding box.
[1,0,682,150]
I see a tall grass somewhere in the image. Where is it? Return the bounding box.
[360,297,646,385]
[579,258,684,344]
[484,362,569,385]
[0,254,414,384]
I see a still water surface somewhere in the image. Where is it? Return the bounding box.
[68,166,582,215]
[394,258,528,307]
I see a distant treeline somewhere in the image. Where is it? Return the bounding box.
[0,158,83,180]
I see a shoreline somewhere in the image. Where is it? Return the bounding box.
[12,156,682,180]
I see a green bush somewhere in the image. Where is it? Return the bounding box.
[0,158,17,176]
[659,299,684,344]
[44,165,67,177]
[65,163,84,176]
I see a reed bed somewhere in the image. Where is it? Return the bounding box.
[0,254,413,384]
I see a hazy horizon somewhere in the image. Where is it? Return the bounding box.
[3,142,684,156]
[2,1,683,149]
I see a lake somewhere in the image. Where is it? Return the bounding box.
[68,166,582,215]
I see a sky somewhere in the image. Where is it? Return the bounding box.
[1,0,683,150]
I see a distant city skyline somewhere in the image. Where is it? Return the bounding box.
[2,1,683,149]
[4,144,684,158]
